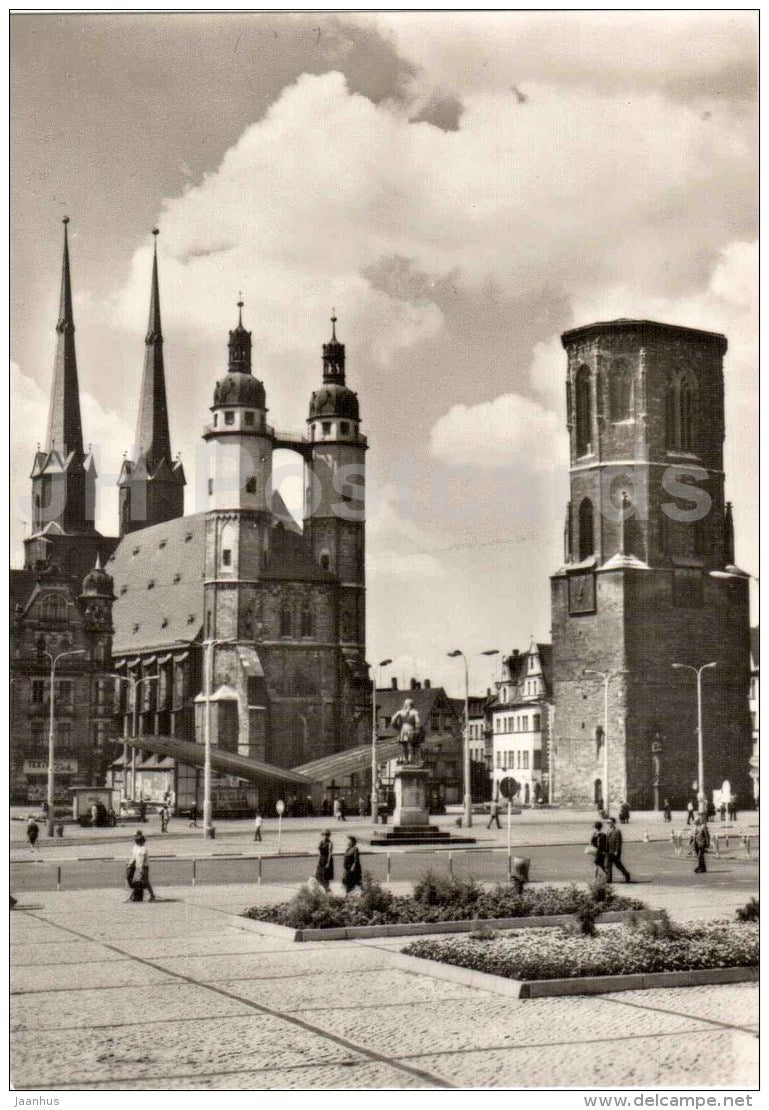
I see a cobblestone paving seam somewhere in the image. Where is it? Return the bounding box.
[22,910,455,1091]
[599,993,761,1035]
[23,1059,388,1090]
[395,1026,723,1059]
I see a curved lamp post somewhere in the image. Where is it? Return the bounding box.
[672,661,718,813]
[39,647,86,836]
[583,668,627,816]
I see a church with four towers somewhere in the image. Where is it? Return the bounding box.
[11,220,370,804]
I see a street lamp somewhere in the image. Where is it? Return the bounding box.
[583,668,627,816]
[38,646,86,836]
[448,648,499,828]
[103,672,159,802]
[672,661,718,814]
[371,658,393,823]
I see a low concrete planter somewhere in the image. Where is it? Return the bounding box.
[392,951,758,999]
[241,907,660,943]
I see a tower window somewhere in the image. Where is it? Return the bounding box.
[224,411,235,426]
[208,479,213,495]
[575,366,592,456]
[666,374,698,452]
[319,550,331,572]
[280,607,292,637]
[244,411,254,426]
[322,422,332,436]
[578,498,595,560]
[213,414,218,427]
[222,549,232,567]
[609,359,633,421]
[340,421,350,435]
[300,606,313,637]
[245,476,257,494]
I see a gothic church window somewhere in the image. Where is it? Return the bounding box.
[578,498,595,560]
[319,550,331,572]
[679,377,695,450]
[609,359,633,421]
[40,594,66,621]
[575,366,592,456]
[665,374,698,452]
[300,606,313,637]
[280,606,292,637]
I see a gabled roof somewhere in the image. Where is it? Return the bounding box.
[108,513,206,653]
[374,685,461,728]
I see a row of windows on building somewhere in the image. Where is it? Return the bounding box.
[29,678,113,707]
[211,410,355,439]
[495,749,543,770]
[25,720,112,756]
[574,496,711,562]
[204,606,316,640]
[572,363,698,456]
[494,713,541,734]
[499,679,541,701]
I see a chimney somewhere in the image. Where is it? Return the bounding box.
[486,687,491,697]
[391,677,398,690]
[410,678,419,690]
[424,678,431,689]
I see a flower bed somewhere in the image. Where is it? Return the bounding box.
[243,873,645,930]
[402,920,759,982]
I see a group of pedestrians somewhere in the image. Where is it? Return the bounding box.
[314,830,362,895]
[589,817,631,883]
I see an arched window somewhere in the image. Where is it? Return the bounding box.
[665,382,677,449]
[575,366,592,456]
[319,550,331,572]
[609,359,633,421]
[300,605,313,638]
[679,376,695,450]
[280,606,292,637]
[665,374,697,452]
[578,498,595,560]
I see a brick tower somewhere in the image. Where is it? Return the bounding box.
[550,319,752,809]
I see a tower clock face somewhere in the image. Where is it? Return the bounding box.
[568,572,596,615]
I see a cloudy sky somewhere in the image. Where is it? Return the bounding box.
[11,12,758,696]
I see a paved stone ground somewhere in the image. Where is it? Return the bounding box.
[10,879,758,1090]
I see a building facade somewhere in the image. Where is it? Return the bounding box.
[550,319,752,809]
[749,626,759,802]
[490,644,552,804]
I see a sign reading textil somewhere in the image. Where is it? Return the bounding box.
[23,759,78,775]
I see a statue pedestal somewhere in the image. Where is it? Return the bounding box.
[393,764,430,827]
[370,761,476,845]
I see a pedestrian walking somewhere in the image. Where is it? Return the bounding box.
[188,803,198,828]
[358,795,367,818]
[589,821,608,881]
[339,797,347,821]
[686,800,695,825]
[332,798,341,821]
[126,831,156,902]
[26,817,39,850]
[139,800,147,823]
[315,830,334,890]
[730,798,739,823]
[693,817,710,873]
[619,801,631,824]
[159,806,167,834]
[605,817,631,883]
[719,801,727,822]
[662,798,672,822]
[487,796,501,829]
[253,812,263,842]
[342,835,362,895]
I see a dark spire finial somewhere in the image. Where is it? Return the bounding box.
[228,297,252,374]
[145,229,163,345]
[331,308,337,341]
[237,293,244,326]
[322,308,345,384]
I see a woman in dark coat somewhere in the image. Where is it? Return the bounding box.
[342,836,362,895]
[315,830,334,890]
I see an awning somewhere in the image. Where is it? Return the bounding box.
[123,733,311,787]
[158,653,173,665]
[174,651,190,663]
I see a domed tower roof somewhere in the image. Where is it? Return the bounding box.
[308,313,360,421]
[212,300,267,410]
[81,554,114,598]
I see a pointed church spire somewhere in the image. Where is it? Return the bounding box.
[145,228,162,344]
[134,229,172,470]
[45,217,84,458]
[228,296,252,374]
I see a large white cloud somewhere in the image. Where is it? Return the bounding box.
[430,393,567,472]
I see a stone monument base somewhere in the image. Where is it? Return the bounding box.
[369,762,476,846]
